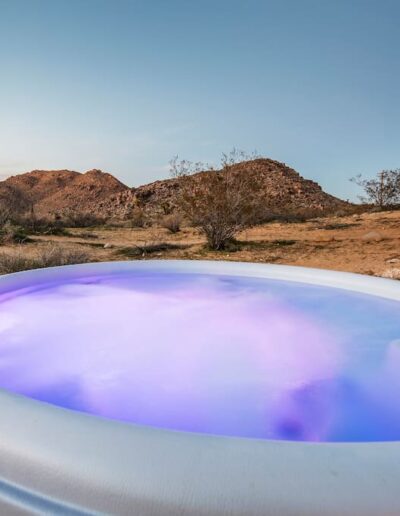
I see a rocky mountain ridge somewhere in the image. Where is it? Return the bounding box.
[0,159,350,221]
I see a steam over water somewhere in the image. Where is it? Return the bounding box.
[0,269,399,442]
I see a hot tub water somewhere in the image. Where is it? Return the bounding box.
[0,268,399,442]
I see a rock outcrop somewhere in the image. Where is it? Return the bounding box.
[0,159,350,221]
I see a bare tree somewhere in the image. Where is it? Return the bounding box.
[350,169,400,208]
[170,149,265,250]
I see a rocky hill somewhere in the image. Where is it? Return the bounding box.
[0,169,133,220]
[134,159,350,219]
[0,159,350,221]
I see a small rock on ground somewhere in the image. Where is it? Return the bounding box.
[381,268,400,280]
[362,231,383,242]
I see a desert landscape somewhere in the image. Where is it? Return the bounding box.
[2,2,400,514]
[0,157,398,279]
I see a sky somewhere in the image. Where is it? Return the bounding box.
[0,0,399,200]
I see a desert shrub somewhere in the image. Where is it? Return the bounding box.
[16,216,70,236]
[350,169,400,208]
[160,201,174,215]
[74,231,99,239]
[333,209,351,218]
[66,212,107,228]
[0,206,11,227]
[37,244,90,268]
[118,242,186,257]
[34,223,70,236]
[0,252,35,274]
[273,209,326,223]
[225,238,297,252]
[0,222,30,244]
[170,149,266,250]
[161,213,182,233]
[265,213,309,224]
[0,245,90,275]
[316,222,360,230]
[128,207,147,228]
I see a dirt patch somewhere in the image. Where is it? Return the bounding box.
[2,210,399,278]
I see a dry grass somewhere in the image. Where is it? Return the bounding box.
[160,214,182,233]
[0,244,90,275]
[0,222,31,244]
[118,242,188,258]
[0,209,399,279]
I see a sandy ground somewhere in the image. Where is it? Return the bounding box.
[2,210,400,278]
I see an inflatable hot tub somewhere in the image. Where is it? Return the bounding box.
[0,260,399,515]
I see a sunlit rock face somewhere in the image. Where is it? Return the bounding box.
[0,270,399,442]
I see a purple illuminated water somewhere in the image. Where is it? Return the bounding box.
[0,268,399,442]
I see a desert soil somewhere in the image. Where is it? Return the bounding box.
[3,210,400,278]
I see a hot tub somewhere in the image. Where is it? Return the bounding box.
[0,260,399,515]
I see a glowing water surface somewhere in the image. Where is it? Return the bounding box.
[0,269,399,442]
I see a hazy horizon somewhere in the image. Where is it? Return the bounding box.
[1,0,399,201]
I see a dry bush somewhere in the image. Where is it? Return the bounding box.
[118,242,186,258]
[128,207,147,228]
[170,149,266,250]
[351,170,400,208]
[270,208,330,224]
[15,215,70,236]
[37,245,90,268]
[161,213,182,233]
[0,207,31,244]
[0,206,11,227]
[0,252,35,275]
[118,228,186,257]
[0,245,90,275]
[0,221,30,244]
[74,231,99,239]
[317,222,358,230]
[66,212,107,228]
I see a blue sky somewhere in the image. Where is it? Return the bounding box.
[0,0,399,200]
